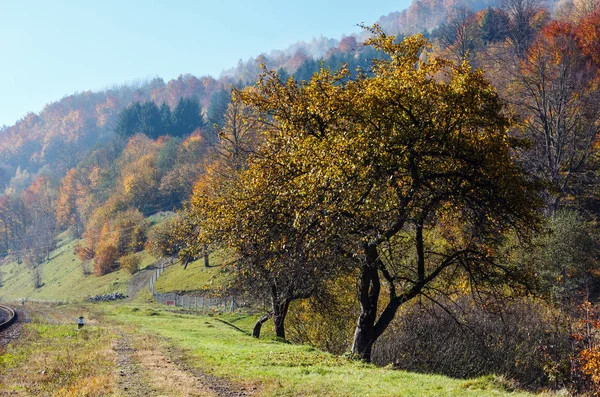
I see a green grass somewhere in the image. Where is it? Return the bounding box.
[108,304,541,397]
[0,235,157,302]
[153,250,230,293]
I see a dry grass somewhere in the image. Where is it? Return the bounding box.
[0,305,118,396]
[0,325,117,396]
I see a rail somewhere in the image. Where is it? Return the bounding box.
[0,304,16,331]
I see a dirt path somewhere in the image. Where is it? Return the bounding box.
[113,330,252,397]
[113,331,158,396]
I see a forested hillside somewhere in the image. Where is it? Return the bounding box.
[1,0,600,394]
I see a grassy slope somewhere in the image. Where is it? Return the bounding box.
[108,303,540,397]
[0,236,156,302]
[153,250,229,293]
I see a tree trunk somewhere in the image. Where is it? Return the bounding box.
[351,244,381,362]
[272,298,290,339]
[252,311,272,338]
[352,221,431,361]
[203,244,209,267]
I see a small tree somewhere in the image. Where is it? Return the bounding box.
[94,243,118,276]
[120,253,141,275]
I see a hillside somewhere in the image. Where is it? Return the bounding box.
[1,0,600,394]
[0,234,157,302]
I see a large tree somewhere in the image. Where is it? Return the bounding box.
[189,29,541,360]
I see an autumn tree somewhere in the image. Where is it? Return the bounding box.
[575,8,600,66]
[205,28,542,360]
[56,168,84,237]
[22,176,57,266]
[510,20,600,212]
[433,6,480,61]
[118,134,161,211]
[0,195,19,256]
[187,154,342,339]
[89,208,148,276]
[213,98,259,166]
[502,0,547,57]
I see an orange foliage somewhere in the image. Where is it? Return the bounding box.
[93,242,118,276]
[56,169,83,235]
[575,10,600,66]
[74,241,94,262]
[573,301,600,395]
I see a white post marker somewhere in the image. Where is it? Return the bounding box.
[77,316,84,329]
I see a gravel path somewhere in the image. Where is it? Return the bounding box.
[0,307,28,348]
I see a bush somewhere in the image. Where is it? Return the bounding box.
[120,253,141,275]
[572,301,600,395]
[371,295,571,389]
[287,274,358,355]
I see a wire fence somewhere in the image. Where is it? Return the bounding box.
[13,298,71,305]
[148,260,167,294]
[152,292,238,312]
[148,258,238,313]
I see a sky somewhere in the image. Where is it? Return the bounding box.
[0,0,411,127]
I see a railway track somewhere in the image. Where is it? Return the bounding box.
[0,304,17,331]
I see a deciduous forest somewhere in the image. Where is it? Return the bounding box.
[2,0,600,394]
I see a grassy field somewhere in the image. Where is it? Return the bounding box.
[107,303,543,397]
[0,299,554,397]
[0,236,157,302]
[0,230,558,396]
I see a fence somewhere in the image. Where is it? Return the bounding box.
[152,292,238,312]
[148,258,238,313]
[14,298,71,305]
[148,260,168,295]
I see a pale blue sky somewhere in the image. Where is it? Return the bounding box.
[0,1,411,126]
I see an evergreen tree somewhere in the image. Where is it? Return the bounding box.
[207,89,231,130]
[115,102,142,138]
[172,97,204,137]
[138,101,162,139]
[481,7,509,44]
[159,102,173,136]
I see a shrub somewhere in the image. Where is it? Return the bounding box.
[572,301,600,395]
[371,295,571,389]
[120,253,141,275]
